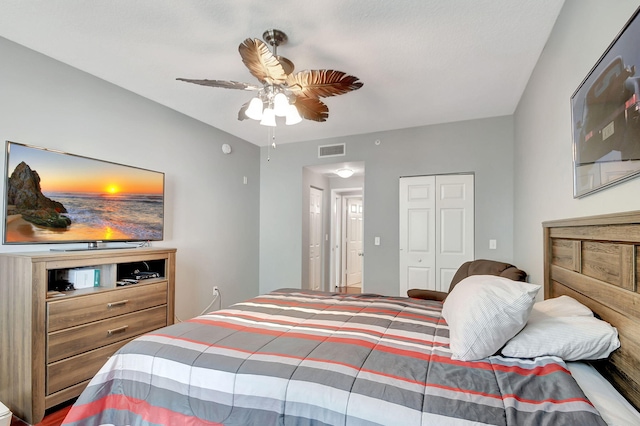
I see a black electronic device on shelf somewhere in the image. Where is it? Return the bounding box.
[117,259,165,282]
[131,271,160,280]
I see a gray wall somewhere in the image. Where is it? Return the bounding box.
[260,115,516,296]
[0,37,261,316]
[513,0,640,286]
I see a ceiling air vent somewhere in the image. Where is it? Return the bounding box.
[318,143,346,158]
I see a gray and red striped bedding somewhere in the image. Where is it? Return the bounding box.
[62,289,606,425]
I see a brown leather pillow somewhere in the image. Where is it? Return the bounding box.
[408,259,527,300]
[451,259,527,289]
[406,288,448,301]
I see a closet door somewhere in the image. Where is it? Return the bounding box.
[399,174,474,296]
[399,176,436,296]
[435,174,475,292]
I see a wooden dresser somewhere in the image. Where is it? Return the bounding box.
[0,247,176,424]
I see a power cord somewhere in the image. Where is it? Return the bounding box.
[198,287,221,316]
[174,287,222,323]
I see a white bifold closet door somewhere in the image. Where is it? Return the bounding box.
[399,174,474,296]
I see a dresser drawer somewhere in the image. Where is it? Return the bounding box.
[48,281,168,332]
[46,338,132,395]
[47,305,167,363]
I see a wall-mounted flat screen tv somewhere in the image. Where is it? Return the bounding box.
[3,141,164,246]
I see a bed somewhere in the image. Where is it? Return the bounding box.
[61,210,640,425]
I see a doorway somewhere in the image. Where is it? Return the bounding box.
[332,191,364,294]
[302,162,364,293]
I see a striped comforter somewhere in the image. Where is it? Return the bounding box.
[63,289,605,425]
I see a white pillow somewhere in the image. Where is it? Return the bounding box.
[502,316,619,360]
[442,275,540,361]
[502,295,620,360]
[528,295,593,322]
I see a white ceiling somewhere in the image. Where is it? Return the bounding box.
[0,0,565,147]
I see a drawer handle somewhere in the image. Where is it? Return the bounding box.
[107,325,129,336]
[107,299,129,308]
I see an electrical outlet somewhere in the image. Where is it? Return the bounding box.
[213,286,219,296]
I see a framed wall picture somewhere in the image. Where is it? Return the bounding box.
[572,7,640,198]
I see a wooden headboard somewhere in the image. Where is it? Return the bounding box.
[543,210,640,411]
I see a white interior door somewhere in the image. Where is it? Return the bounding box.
[345,197,363,286]
[399,176,436,296]
[435,174,474,291]
[399,174,474,296]
[309,187,323,291]
[331,194,342,289]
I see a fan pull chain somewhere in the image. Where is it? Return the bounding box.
[266,127,276,161]
[271,127,277,149]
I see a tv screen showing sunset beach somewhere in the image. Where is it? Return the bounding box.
[4,142,164,244]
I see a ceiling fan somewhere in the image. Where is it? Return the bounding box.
[177,29,363,126]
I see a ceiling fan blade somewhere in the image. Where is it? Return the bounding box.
[176,78,261,91]
[287,70,363,98]
[276,55,295,75]
[239,38,287,85]
[293,96,329,122]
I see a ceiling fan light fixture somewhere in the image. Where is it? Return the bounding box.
[273,92,289,117]
[285,104,302,125]
[245,97,264,120]
[336,168,354,178]
[177,28,363,130]
[260,107,277,126]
